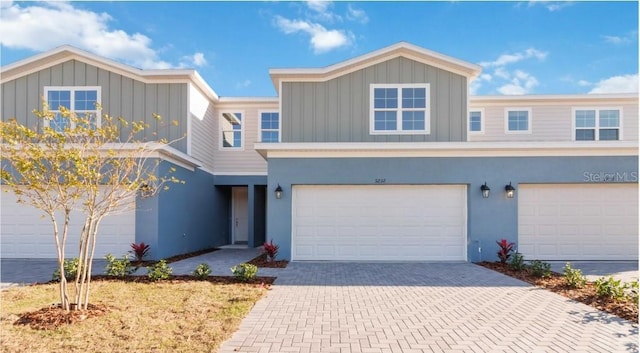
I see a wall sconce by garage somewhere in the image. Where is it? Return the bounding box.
[480,182,490,198]
[274,184,283,199]
[505,182,516,199]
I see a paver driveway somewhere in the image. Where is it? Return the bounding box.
[219,262,638,353]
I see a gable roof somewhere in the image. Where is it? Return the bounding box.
[269,42,482,93]
[0,45,220,101]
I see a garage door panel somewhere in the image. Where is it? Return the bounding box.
[519,184,638,261]
[1,186,136,259]
[292,185,466,261]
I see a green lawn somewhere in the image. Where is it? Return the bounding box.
[1,279,268,353]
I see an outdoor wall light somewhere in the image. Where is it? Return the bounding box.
[274,184,283,199]
[480,182,490,198]
[505,182,516,199]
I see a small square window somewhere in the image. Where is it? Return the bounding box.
[469,110,483,133]
[370,84,430,135]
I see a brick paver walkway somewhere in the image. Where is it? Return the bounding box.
[219,262,638,353]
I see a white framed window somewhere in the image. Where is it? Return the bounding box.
[259,111,280,143]
[219,111,244,150]
[504,108,532,134]
[369,84,430,135]
[572,107,622,141]
[468,109,484,134]
[44,86,101,131]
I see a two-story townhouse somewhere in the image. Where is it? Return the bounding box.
[1,42,637,262]
[0,46,270,260]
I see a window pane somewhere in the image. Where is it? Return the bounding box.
[402,111,425,130]
[508,111,528,131]
[401,88,426,108]
[51,112,70,132]
[469,111,481,131]
[262,131,279,143]
[374,88,398,109]
[576,129,595,141]
[261,112,279,130]
[47,90,71,109]
[599,110,620,128]
[374,111,397,131]
[74,90,98,110]
[575,110,596,128]
[599,129,619,141]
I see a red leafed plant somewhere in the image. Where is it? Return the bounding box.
[130,242,150,262]
[496,239,515,264]
[263,240,279,262]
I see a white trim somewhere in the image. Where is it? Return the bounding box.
[219,110,245,151]
[468,108,485,134]
[258,110,281,143]
[369,83,431,135]
[269,42,482,92]
[471,93,637,103]
[44,86,102,130]
[213,172,268,176]
[254,141,638,159]
[1,45,220,103]
[504,108,532,134]
[571,106,623,141]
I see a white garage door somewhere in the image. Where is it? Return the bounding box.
[1,186,136,259]
[292,185,467,261]
[518,184,638,261]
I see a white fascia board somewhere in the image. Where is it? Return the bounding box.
[269,42,482,92]
[470,93,639,104]
[1,45,221,102]
[254,141,639,159]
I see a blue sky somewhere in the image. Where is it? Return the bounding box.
[1,1,638,97]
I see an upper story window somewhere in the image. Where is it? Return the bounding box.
[44,86,101,131]
[220,112,243,149]
[260,112,280,143]
[369,84,430,135]
[504,108,532,134]
[573,108,621,141]
[469,109,484,133]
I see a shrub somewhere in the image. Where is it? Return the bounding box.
[496,239,515,264]
[529,260,551,278]
[263,240,279,261]
[508,252,526,271]
[52,258,79,281]
[105,253,136,277]
[594,276,626,300]
[231,263,258,282]
[627,280,638,304]
[562,262,586,288]
[130,242,150,262]
[147,260,172,281]
[192,263,211,280]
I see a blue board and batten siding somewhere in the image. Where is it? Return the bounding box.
[280,57,468,143]
[136,160,229,260]
[1,60,188,153]
[266,156,639,261]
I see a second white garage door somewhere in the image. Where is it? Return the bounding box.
[292,185,467,261]
[1,186,136,259]
[518,183,639,261]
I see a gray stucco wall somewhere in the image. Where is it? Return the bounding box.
[137,161,226,260]
[281,57,468,143]
[266,156,638,261]
[1,60,188,152]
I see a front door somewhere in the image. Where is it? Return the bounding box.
[232,187,249,244]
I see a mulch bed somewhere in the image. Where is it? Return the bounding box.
[247,253,289,268]
[477,261,638,323]
[132,247,219,267]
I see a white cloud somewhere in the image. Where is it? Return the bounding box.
[274,15,353,54]
[493,67,510,80]
[589,74,639,94]
[346,4,369,24]
[578,80,591,87]
[0,1,176,69]
[235,79,252,89]
[497,70,539,95]
[480,48,548,68]
[180,52,207,68]
[526,1,574,12]
[602,31,637,45]
[306,1,341,23]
